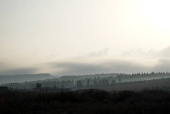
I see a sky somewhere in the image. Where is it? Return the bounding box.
[1,0,170,76]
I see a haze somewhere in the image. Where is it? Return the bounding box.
[1,0,170,76]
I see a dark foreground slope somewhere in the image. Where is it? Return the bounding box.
[1,89,170,114]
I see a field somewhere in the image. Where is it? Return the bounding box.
[96,78,170,91]
[1,89,170,114]
[1,77,170,114]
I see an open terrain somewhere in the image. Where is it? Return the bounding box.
[97,78,170,91]
[1,89,170,114]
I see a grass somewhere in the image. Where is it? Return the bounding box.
[0,89,170,114]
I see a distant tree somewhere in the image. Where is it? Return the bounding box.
[76,81,79,87]
[119,76,121,83]
[99,80,102,85]
[111,79,115,85]
[77,80,83,87]
[87,79,89,87]
[94,79,98,85]
[79,80,83,87]
[61,84,64,88]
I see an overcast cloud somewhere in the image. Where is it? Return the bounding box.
[1,1,170,76]
[46,59,151,76]
[1,58,170,76]
[1,46,170,76]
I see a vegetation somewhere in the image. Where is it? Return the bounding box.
[0,73,53,84]
[2,72,170,91]
[1,89,170,114]
[117,72,170,82]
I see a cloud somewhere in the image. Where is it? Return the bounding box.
[47,57,170,76]
[1,56,170,76]
[48,60,151,76]
[152,59,170,72]
[1,59,170,76]
[0,62,9,71]
[0,67,38,75]
[122,49,156,58]
[121,46,170,59]
[158,46,170,58]
[0,62,3,68]
[86,48,109,57]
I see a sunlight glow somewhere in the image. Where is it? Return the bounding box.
[143,0,170,30]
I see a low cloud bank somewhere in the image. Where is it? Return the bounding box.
[48,58,170,76]
[48,60,150,76]
[1,59,170,76]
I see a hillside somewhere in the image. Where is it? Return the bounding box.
[1,90,170,114]
[97,78,170,91]
[0,73,54,84]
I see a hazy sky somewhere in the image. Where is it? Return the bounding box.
[1,0,170,75]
